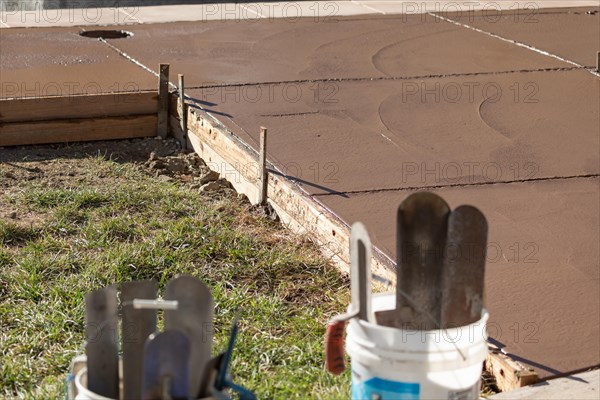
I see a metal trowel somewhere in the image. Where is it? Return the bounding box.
[376,192,450,330]
[325,222,373,375]
[164,275,214,398]
[142,330,190,400]
[122,280,158,400]
[85,285,119,399]
[441,205,487,328]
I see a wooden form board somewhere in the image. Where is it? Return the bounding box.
[0,92,158,123]
[0,92,158,146]
[0,115,157,147]
[486,344,539,392]
[169,94,396,285]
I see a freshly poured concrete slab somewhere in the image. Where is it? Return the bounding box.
[112,14,566,87]
[186,69,599,194]
[446,6,600,67]
[0,27,156,98]
[313,177,600,378]
[1,4,598,382]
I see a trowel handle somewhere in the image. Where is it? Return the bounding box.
[324,320,347,375]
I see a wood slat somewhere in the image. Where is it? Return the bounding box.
[0,115,157,146]
[0,92,158,123]
[486,344,539,392]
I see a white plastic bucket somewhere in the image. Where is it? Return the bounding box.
[74,367,116,400]
[346,293,488,400]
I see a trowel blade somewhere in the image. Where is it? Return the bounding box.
[85,285,119,399]
[377,192,450,329]
[164,275,214,398]
[441,205,488,328]
[350,222,373,323]
[142,330,190,400]
[122,280,158,400]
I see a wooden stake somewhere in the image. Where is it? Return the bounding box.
[597,51,600,72]
[259,127,268,205]
[157,64,169,138]
[178,74,188,148]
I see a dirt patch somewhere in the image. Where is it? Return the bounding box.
[143,151,233,193]
[0,138,174,222]
[0,138,239,220]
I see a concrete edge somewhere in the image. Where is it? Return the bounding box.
[168,94,397,286]
[488,369,600,399]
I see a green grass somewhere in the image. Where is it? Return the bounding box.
[0,156,350,399]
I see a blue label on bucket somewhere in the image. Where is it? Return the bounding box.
[352,377,420,400]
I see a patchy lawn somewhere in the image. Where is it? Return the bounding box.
[0,138,350,399]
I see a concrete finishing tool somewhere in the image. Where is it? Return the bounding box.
[376,192,487,330]
[325,192,488,376]
[325,222,373,375]
[72,276,254,400]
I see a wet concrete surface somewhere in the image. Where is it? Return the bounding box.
[314,177,600,377]
[1,6,599,379]
[185,69,599,195]
[0,27,156,98]
[448,7,600,67]
[109,15,567,86]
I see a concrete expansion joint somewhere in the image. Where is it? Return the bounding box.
[97,37,170,86]
[259,111,320,118]
[184,66,587,91]
[313,173,600,198]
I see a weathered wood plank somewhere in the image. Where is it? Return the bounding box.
[258,127,268,205]
[0,92,158,123]
[486,344,539,392]
[0,115,157,146]
[157,64,170,138]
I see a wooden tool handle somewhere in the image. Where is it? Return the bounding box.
[324,320,347,375]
